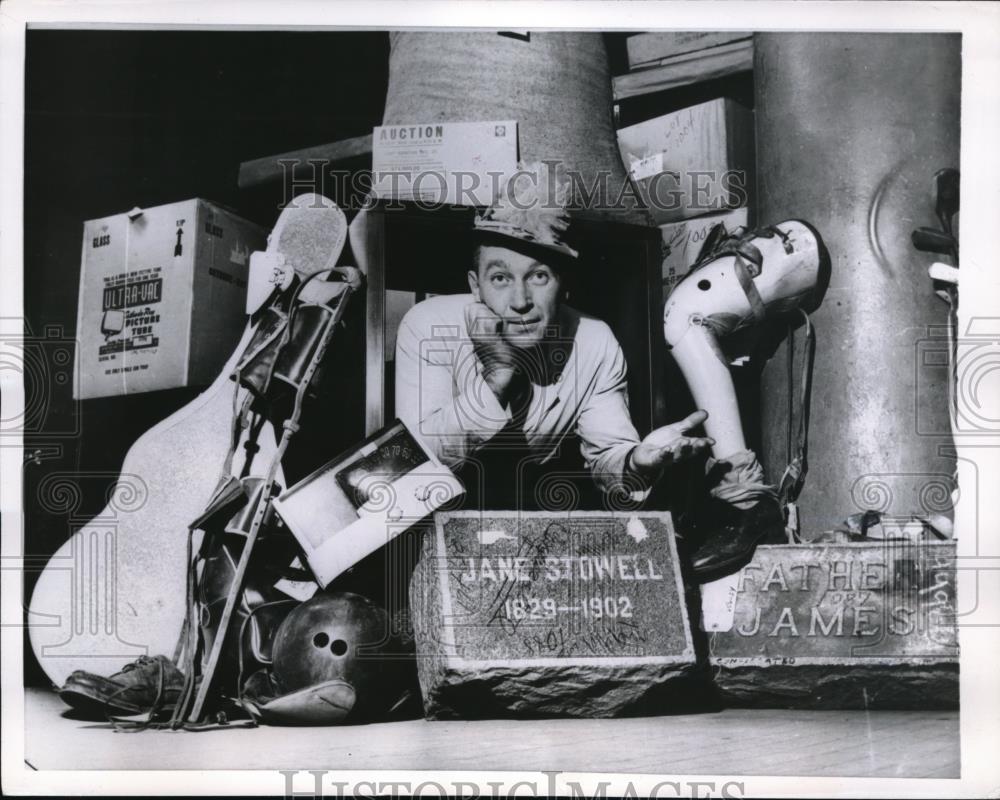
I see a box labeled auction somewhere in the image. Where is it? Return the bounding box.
[371,120,518,207]
[75,199,266,399]
[617,98,754,223]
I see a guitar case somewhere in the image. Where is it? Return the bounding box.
[28,324,283,687]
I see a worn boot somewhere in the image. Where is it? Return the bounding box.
[684,496,786,581]
[679,449,786,582]
[58,655,185,719]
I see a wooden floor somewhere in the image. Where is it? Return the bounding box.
[24,687,959,778]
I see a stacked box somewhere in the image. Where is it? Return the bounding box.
[626,32,751,71]
[617,98,754,224]
[75,199,266,399]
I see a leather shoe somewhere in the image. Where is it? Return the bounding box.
[684,496,786,582]
[59,655,185,719]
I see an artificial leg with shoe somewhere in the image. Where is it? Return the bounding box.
[664,220,827,581]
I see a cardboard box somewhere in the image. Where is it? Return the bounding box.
[75,199,266,399]
[660,207,749,296]
[617,98,754,223]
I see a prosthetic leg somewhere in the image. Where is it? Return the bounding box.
[663,220,827,580]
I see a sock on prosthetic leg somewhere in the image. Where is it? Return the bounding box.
[707,449,778,511]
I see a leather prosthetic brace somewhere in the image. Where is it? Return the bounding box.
[184,266,363,720]
[663,221,825,580]
[173,196,361,724]
[235,269,362,401]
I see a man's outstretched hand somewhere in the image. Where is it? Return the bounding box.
[629,410,714,477]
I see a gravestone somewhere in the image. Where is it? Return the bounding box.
[410,511,696,718]
[705,542,959,709]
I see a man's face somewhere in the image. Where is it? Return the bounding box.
[468,244,564,349]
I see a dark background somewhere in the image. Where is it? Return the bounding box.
[22,30,392,686]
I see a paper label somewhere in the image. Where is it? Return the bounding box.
[700,571,741,632]
[371,120,518,207]
[629,152,667,182]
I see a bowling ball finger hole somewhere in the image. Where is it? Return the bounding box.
[313,632,330,648]
[697,279,712,291]
[330,639,348,656]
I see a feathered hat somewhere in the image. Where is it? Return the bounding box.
[473,161,579,259]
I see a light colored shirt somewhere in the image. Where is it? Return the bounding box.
[394,294,650,498]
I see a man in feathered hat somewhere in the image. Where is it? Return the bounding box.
[395,162,713,508]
